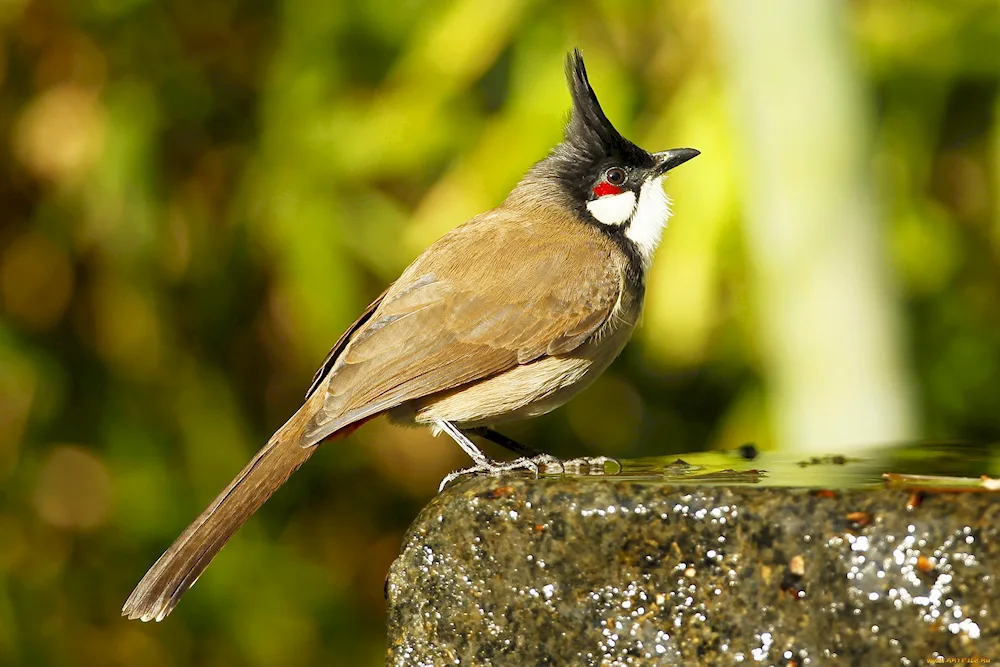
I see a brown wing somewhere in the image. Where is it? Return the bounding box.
[302,208,625,444]
[304,284,391,399]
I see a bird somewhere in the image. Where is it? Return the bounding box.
[122,48,699,622]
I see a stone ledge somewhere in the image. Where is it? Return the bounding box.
[386,475,999,666]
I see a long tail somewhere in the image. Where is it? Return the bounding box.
[123,405,324,622]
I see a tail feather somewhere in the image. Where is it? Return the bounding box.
[122,409,317,622]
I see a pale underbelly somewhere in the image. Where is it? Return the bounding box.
[389,325,634,428]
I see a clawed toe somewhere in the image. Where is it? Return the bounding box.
[524,453,564,474]
[437,455,544,491]
[438,454,620,491]
[438,466,479,491]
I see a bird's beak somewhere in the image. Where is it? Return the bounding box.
[653,148,700,175]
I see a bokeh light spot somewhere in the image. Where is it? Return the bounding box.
[14,83,105,183]
[0,232,75,331]
[33,445,112,531]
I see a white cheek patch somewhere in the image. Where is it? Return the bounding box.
[626,176,672,268]
[586,190,636,226]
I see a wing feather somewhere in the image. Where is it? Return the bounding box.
[303,209,624,443]
[304,285,391,399]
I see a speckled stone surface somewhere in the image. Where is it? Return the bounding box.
[386,476,1000,666]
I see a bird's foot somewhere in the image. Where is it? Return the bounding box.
[437,454,621,491]
[438,454,563,491]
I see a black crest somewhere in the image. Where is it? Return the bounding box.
[564,49,651,168]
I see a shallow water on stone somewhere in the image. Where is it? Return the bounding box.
[534,440,999,490]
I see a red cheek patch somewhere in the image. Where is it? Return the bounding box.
[593,182,623,197]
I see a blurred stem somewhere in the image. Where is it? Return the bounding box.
[714,0,917,453]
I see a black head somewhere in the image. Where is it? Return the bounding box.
[508,50,698,276]
[564,49,653,179]
[528,50,699,232]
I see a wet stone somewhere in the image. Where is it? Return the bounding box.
[386,476,1000,666]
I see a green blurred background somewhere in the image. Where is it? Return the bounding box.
[1,0,999,664]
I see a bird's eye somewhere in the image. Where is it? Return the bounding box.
[605,167,626,186]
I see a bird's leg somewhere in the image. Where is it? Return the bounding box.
[463,426,541,458]
[436,420,491,467]
[435,420,548,491]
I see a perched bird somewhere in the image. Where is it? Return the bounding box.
[123,49,698,622]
